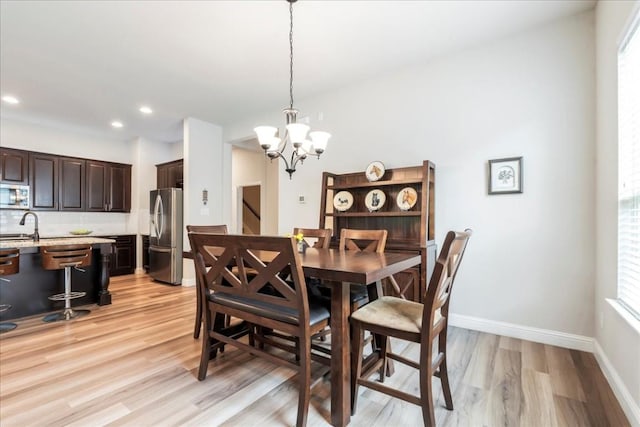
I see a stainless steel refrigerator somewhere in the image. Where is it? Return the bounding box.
[149,188,183,285]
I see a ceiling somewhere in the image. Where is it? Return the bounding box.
[0,0,596,143]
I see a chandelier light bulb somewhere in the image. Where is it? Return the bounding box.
[254,126,278,149]
[286,123,310,147]
[309,131,330,154]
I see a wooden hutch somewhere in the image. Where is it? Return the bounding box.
[319,160,436,302]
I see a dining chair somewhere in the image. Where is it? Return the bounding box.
[293,227,331,249]
[350,229,472,426]
[338,228,388,307]
[309,229,388,348]
[188,233,330,427]
[186,224,228,339]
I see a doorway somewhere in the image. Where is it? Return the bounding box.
[241,184,261,235]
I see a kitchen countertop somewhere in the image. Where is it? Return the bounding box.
[0,237,115,249]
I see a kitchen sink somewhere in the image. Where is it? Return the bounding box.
[0,233,33,241]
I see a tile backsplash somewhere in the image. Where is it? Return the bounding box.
[0,210,135,237]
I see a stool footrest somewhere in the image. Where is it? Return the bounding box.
[0,304,11,313]
[43,308,90,323]
[48,291,86,301]
[0,322,17,332]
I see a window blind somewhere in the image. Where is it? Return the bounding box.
[618,11,640,319]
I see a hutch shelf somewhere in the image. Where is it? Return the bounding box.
[319,160,436,302]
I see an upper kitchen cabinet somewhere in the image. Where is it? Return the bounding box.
[86,160,131,212]
[59,157,86,211]
[0,147,29,184]
[30,153,59,210]
[156,159,183,189]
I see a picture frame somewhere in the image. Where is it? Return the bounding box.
[488,157,522,194]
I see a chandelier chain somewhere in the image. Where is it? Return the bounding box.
[289,0,294,110]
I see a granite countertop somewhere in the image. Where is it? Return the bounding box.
[0,237,115,249]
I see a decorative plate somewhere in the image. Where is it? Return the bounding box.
[396,187,418,211]
[364,189,386,212]
[69,229,92,235]
[365,161,386,182]
[333,191,354,212]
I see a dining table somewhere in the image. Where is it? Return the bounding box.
[185,246,421,427]
[296,247,421,427]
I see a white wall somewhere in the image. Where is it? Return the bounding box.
[0,116,133,162]
[595,0,640,420]
[182,117,228,285]
[131,137,178,270]
[225,12,597,337]
[231,146,278,235]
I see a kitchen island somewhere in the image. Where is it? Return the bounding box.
[0,237,115,321]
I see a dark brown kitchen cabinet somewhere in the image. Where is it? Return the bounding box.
[106,234,136,276]
[30,153,58,210]
[0,148,29,184]
[156,159,183,189]
[142,234,150,273]
[59,157,85,211]
[86,161,131,212]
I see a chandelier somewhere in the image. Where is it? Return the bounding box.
[254,0,330,179]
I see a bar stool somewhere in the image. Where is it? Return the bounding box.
[41,244,92,322]
[0,248,20,332]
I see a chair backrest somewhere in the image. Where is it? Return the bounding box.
[186,224,228,234]
[41,244,92,270]
[0,248,20,276]
[293,227,331,249]
[422,229,472,339]
[339,228,387,253]
[188,233,310,320]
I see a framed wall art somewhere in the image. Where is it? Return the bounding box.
[488,157,522,194]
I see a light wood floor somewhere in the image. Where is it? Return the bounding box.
[0,273,629,427]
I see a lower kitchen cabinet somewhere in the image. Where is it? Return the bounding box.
[142,234,150,273]
[105,234,136,276]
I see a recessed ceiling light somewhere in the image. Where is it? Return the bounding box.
[2,95,20,105]
[111,121,124,128]
[139,106,153,114]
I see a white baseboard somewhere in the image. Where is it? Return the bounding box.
[181,278,196,287]
[448,313,594,352]
[593,341,640,427]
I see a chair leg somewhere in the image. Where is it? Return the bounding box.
[378,335,388,383]
[350,323,365,415]
[198,307,218,381]
[193,280,202,339]
[419,342,436,427]
[438,331,453,410]
[198,332,211,381]
[296,334,311,427]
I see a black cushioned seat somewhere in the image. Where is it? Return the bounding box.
[210,292,330,326]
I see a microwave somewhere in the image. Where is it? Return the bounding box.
[0,184,30,209]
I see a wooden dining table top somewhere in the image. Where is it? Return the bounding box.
[184,247,420,283]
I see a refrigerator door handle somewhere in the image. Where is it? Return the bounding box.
[158,195,165,237]
[153,194,161,238]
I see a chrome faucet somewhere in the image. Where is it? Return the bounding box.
[19,211,40,242]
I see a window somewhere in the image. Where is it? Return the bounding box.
[618,10,640,319]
